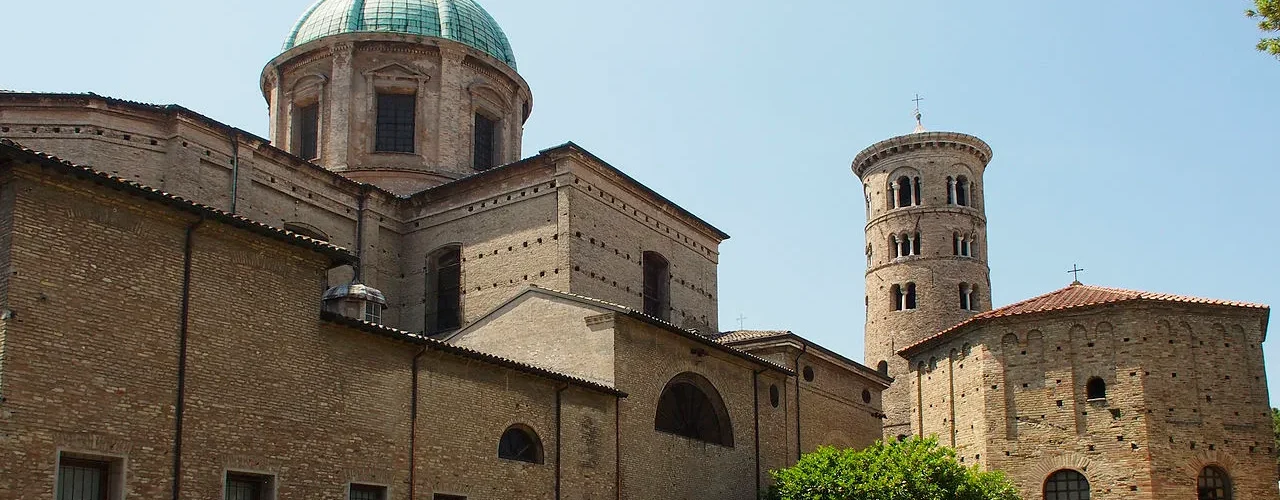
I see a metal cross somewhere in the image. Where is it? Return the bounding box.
[736,314,747,330]
[912,93,925,113]
[1068,264,1086,282]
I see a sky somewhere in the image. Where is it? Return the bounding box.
[5,1,1280,400]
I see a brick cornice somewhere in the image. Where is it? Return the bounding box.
[852,131,993,178]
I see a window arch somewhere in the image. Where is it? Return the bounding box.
[654,372,733,446]
[895,176,913,208]
[1044,469,1090,500]
[283,222,330,242]
[426,245,463,334]
[497,425,543,464]
[953,233,973,257]
[1197,466,1232,499]
[642,251,671,321]
[955,176,971,207]
[877,360,889,376]
[1086,377,1106,400]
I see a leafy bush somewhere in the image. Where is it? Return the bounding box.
[768,437,1020,500]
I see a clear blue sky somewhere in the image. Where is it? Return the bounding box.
[6,1,1280,401]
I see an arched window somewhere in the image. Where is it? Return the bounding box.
[877,360,889,376]
[426,246,462,334]
[959,283,973,311]
[905,283,917,310]
[1044,469,1090,500]
[497,425,543,464]
[891,285,903,311]
[898,234,911,257]
[890,235,900,258]
[1086,377,1106,400]
[969,286,980,310]
[911,232,921,255]
[896,176,913,208]
[912,177,922,206]
[955,176,970,207]
[642,251,671,321]
[1198,466,1232,500]
[654,372,733,447]
[283,222,330,242]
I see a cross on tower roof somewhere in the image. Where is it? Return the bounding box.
[912,93,926,133]
[1068,264,1086,284]
[736,314,747,330]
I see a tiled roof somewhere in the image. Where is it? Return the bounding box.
[321,311,626,396]
[0,139,356,264]
[713,330,791,344]
[899,282,1270,357]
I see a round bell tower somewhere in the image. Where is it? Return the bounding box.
[853,119,994,438]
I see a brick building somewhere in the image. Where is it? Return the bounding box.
[0,1,889,499]
[855,114,1278,499]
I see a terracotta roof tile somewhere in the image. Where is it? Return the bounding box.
[713,330,792,344]
[899,282,1269,357]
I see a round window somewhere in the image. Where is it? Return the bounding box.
[862,389,872,404]
[802,366,815,382]
[769,384,780,408]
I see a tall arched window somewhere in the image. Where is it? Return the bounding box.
[955,176,970,207]
[891,284,904,311]
[1044,469,1090,500]
[654,372,733,447]
[959,283,973,311]
[896,176,913,208]
[898,234,911,257]
[1197,466,1232,500]
[912,177,921,206]
[642,251,671,321]
[426,246,462,334]
[905,283,917,310]
[497,425,543,464]
[1086,377,1106,400]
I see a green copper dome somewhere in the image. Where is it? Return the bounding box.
[284,0,517,69]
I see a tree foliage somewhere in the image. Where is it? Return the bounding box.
[1247,0,1280,59]
[768,437,1021,500]
[1272,408,1280,465]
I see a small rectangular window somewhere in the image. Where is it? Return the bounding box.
[364,301,382,324]
[375,93,416,153]
[225,472,272,500]
[350,484,387,500]
[472,113,497,170]
[297,103,319,160]
[58,457,112,500]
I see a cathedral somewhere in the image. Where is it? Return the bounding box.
[0,1,1273,499]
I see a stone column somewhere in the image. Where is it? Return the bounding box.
[326,42,354,171]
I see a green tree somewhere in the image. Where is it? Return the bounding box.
[1247,0,1280,58]
[1272,408,1280,465]
[768,437,1021,500]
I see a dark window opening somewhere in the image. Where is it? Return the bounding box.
[427,247,462,334]
[375,93,416,153]
[642,251,670,321]
[912,232,921,255]
[877,360,889,376]
[1197,466,1232,500]
[433,495,467,500]
[225,473,269,500]
[803,366,815,382]
[891,285,903,311]
[861,389,872,404]
[769,385,780,408]
[905,283,917,310]
[654,373,733,446]
[1044,469,1090,500]
[297,103,319,160]
[956,176,970,207]
[58,457,110,500]
[349,484,387,500]
[473,113,498,169]
[896,176,913,208]
[1086,377,1106,400]
[912,177,921,205]
[498,425,543,464]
